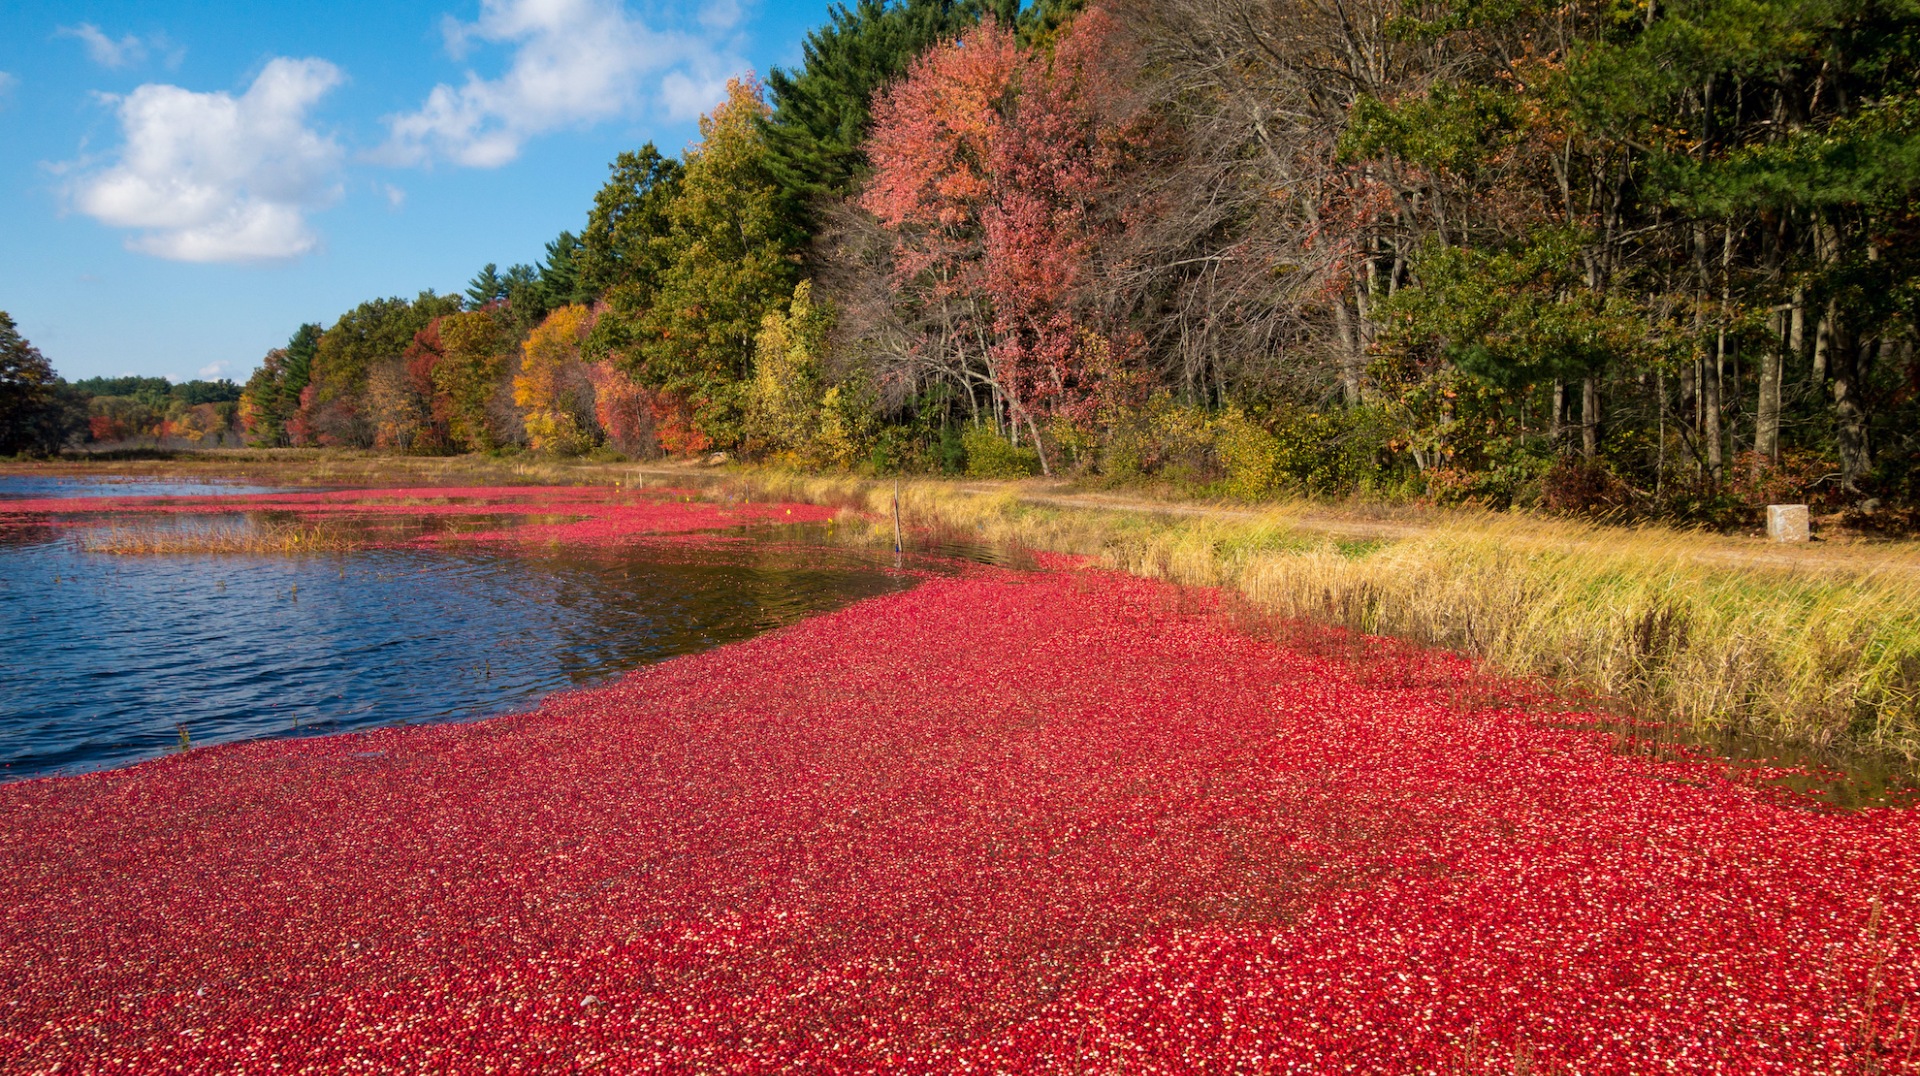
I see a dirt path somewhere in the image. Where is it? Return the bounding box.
[9,455,1919,577]
[698,469,1920,579]
[988,483,1920,576]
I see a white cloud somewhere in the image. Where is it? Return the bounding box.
[695,0,745,32]
[68,58,346,264]
[58,24,182,70]
[380,0,746,168]
[60,24,146,69]
[198,361,229,378]
[381,182,407,209]
[0,72,15,108]
[659,65,733,123]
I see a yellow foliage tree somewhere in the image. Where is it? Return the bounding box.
[744,279,872,467]
[432,311,507,452]
[515,304,595,454]
[744,281,828,461]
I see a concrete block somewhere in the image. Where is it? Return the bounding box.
[1767,504,1810,543]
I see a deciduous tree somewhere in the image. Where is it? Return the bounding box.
[515,304,598,454]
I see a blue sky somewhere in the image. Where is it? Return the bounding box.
[0,0,832,383]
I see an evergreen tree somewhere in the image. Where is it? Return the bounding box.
[577,145,684,301]
[499,263,547,337]
[1016,0,1087,49]
[0,311,62,455]
[240,323,320,446]
[539,232,585,309]
[282,322,320,407]
[466,263,507,307]
[760,0,980,219]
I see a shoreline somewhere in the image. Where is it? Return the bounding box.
[9,456,1920,762]
[3,557,1916,1069]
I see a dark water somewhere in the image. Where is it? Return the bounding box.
[0,475,297,499]
[0,506,914,782]
[1550,714,1920,811]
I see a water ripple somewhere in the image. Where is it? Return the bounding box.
[0,529,913,781]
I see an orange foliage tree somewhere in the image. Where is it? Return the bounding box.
[862,11,1145,456]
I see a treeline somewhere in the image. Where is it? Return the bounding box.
[0,312,246,454]
[154,0,1920,518]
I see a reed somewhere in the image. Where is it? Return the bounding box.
[21,453,1920,754]
[720,471,1920,758]
[80,519,367,556]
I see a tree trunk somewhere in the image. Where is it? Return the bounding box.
[1813,310,1833,382]
[1705,339,1724,481]
[1678,360,1698,473]
[1026,409,1052,477]
[1329,289,1363,405]
[1656,366,1667,495]
[1789,284,1806,363]
[1831,331,1871,491]
[1581,377,1599,459]
[1755,311,1784,470]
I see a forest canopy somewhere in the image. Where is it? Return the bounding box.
[13,0,1920,525]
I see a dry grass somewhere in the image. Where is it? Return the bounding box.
[18,453,1920,755]
[0,449,618,490]
[80,519,367,556]
[722,471,1920,758]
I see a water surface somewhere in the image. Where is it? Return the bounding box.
[0,510,912,781]
[0,475,296,499]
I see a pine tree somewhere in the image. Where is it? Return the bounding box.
[577,145,683,301]
[466,264,506,308]
[539,232,584,309]
[0,311,60,455]
[760,0,979,220]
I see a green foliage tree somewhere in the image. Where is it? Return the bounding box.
[241,351,292,446]
[0,311,76,456]
[239,323,319,447]
[431,310,509,451]
[538,231,585,308]
[305,292,460,447]
[641,77,803,447]
[1016,0,1088,48]
[466,264,506,307]
[760,0,980,218]
[283,322,319,403]
[577,145,684,302]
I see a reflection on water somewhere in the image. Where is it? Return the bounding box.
[0,475,297,499]
[3,477,1913,807]
[1549,714,1920,810]
[0,520,913,782]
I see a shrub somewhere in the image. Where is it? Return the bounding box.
[1542,456,1632,515]
[1725,450,1842,510]
[963,424,1041,478]
[1213,408,1281,499]
[1269,405,1399,496]
[1099,397,1403,500]
[938,425,967,474]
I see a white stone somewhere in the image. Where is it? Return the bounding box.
[1767,504,1810,543]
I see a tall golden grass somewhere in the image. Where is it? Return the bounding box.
[21,453,1920,755]
[80,520,365,556]
[725,471,1920,758]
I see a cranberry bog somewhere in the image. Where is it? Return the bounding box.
[2,483,1919,1072]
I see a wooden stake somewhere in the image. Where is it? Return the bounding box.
[892,479,903,553]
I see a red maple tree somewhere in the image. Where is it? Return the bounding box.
[863,10,1146,436]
